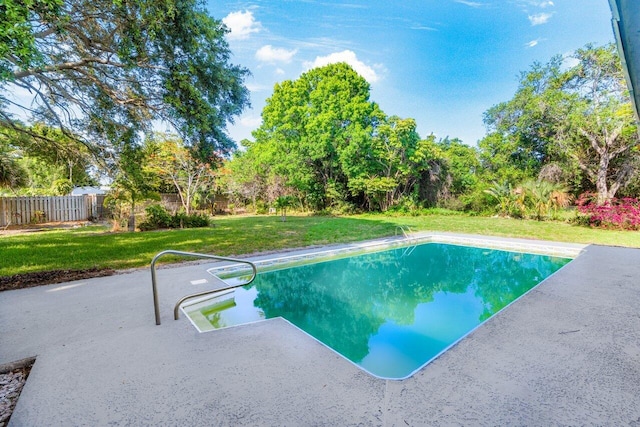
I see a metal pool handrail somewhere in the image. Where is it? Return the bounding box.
[395,225,413,238]
[395,225,419,257]
[150,250,257,325]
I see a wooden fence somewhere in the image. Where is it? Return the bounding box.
[0,195,106,227]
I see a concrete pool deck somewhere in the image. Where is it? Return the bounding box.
[1,234,640,425]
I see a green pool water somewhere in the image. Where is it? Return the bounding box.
[183,243,571,379]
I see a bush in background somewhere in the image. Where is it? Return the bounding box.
[139,204,210,231]
[483,180,572,220]
[576,193,640,230]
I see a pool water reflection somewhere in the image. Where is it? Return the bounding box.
[183,243,571,379]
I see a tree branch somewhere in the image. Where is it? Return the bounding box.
[565,149,597,180]
[13,57,126,79]
[578,127,605,156]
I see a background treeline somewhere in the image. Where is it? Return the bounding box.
[2,43,639,228]
[222,62,480,214]
[222,44,639,219]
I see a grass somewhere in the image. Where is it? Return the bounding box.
[1,213,638,277]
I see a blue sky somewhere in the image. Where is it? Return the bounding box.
[208,0,615,146]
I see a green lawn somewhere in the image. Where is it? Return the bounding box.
[1,213,638,277]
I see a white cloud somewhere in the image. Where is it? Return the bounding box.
[255,45,298,64]
[454,0,486,7]
[239,115,262,128]
[525,39,540,48]
[410,25,438,31]
[517,0,554,8]
[222,10,261,40]
[245,82,272,93]
[275,68,285,75]
[562,54,580,69]
[528,12,553,25]
[304,50,380,83]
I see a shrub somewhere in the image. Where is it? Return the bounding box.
[576,193,640,230]
[139,204,210,231]
[139,204,173,231]
[255,200,268,215]
[171,211,210,228]
[458,187,496,215]
[329,200,357,215]
[484,180,572,220]
[51,179,73,196]
[437,196,466,212]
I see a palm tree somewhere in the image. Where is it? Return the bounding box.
[484,181,513,216]
[518,180,572,220]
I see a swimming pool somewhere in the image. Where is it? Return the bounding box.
[182,242,571,379]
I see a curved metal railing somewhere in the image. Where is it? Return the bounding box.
[150,250,257,325]
[395,225,413,238]
[395,225,419,257]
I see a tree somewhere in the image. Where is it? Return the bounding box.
[345,118,446,210]
[1,0,249,159]
[0,144,27,193]
[222,139,272,209]
[274,195,294,222]
[0,123,97,194]
[481,44,639,204]
[145,133,217,214]
[558,45,639,204]
[248,64,453,212]
[477,133,538,185]
[437,137,480,197]
[108,143,158,231]
[252,62,383,210]
[50,178,73,195]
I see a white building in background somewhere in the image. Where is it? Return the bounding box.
[70,186,107,196]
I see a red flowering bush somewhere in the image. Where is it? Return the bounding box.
[576,193,640,230]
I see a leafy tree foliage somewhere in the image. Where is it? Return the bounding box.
[144,133,217,214]
[0,123,97,194]
[50,177,73,195]
[437,137,480,197]
[1,0,249,160]
[346,117,444,211]
[0,0,61,79]
[484,179,571,220]
[0,142,27,193]
[481,44,639,204]
[251,62,383,210]
[222,139,285,209]
[477,133,539,185]
[107,143,158,231]
[558,45,639,203]
[228,63,454,212]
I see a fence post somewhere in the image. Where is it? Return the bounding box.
[0,197,5,228]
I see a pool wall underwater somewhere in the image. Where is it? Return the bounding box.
[181,234,584,380]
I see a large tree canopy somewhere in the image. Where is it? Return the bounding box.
[481,44,639,204]
[144,133,217,214]
[251,62,383,209]
[226,63,453,212]
[0,0,249,159]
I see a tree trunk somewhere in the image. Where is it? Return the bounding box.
[128,199,136,232]
[595,153,610,205]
